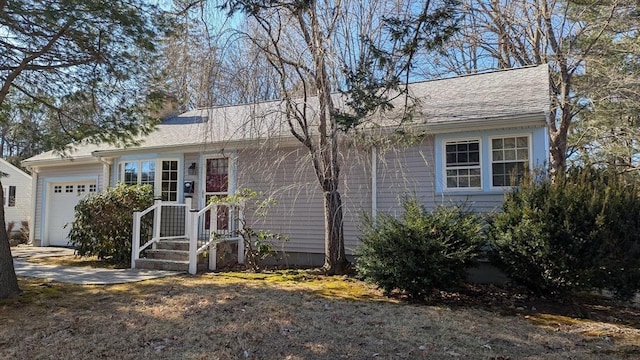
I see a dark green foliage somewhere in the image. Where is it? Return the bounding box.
[0,0,168,152]
[356,199,485,299]
[68,184,154,265]
[489,168,640,300]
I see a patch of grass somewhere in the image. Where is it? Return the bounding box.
[26,255,128,269]
[0,278,80,308]
[526,313,640,344]
[211,271,388,301]
[2,273,639,359]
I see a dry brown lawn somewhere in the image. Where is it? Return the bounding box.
[26,254,128,269]
[1,271,639,360]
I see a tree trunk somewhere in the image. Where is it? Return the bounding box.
[322,188,349,275]
[549,128,567,180]
[0,182,20,298]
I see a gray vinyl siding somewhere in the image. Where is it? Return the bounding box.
[376,137,506,216]
[376,137,437,215]
[434,193,506,212]
[340,146,373,254]
[237,144,372,255]
[33,163,103,244]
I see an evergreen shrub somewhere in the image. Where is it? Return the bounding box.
[489,168,640,300]
[68,183,154,264]
[356,198,485,299]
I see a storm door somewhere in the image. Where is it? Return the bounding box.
[204,157,229,231]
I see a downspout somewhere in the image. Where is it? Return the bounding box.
[97,156,113,190]
[371,146,377,221]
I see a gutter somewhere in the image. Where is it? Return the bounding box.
[90,135,297,158]
[22,155,101,169]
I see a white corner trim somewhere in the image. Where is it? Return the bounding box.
[29,170,38,245]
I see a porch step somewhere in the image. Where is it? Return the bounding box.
[134,258,208,272]
[135,258,190,271]
[156,240,190,251]
[145,249,189,262]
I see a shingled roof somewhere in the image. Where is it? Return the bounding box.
[23,64,550,166]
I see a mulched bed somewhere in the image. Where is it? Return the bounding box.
[415,283,640,328]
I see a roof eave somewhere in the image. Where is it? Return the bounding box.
[90,136,296,157]
[22,155,100,170]
[424,112,547,134]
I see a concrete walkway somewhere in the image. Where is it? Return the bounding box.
[11,245,182,285]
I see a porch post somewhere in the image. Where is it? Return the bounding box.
[209,204,218,271]
[152,197,162,250]
[188,209,198,275]
[184,196,192,238]
[209,242,217,271]
[131,211,141,269]
[237,202,245,264]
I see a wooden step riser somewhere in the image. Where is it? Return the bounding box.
[145,250,189,262]
[145,251,207,264]
[135,259,188,271]
[134,259,207,272]
[155,241,190,251]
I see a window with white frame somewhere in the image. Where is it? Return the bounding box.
[3,186,15,207]
[120,159,179,201]
[491,136,529,187]
[444,139,481,189]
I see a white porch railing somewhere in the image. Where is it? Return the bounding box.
[131,197,245,274]
[187,201,245,274]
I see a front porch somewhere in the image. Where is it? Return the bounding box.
[131,197,245,274]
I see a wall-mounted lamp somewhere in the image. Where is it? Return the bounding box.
[188,162,197,175]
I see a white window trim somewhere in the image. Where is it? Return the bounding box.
[159,159,180,202]
[118,158,181,202]
[488,134,533,191]
[442,137,483,192]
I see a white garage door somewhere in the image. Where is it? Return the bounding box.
[46,181,97,246]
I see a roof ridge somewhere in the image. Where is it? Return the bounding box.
[409,63,547,85]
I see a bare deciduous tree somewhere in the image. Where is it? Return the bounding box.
[424,0,635,177]
[212,0,459,274]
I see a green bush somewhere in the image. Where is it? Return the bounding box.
[356,199,485,299]
[489,168,640,300]
[68,183,154,264]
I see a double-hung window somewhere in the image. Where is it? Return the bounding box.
[121,159,179,201]
[491,136,529,187]
[444,139,481,189]
[440,133,533,192]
